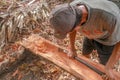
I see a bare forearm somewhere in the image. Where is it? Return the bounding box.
[106,42,120,68]
[67,30,77,58]
[69,30,77,50]
[105,42,120,79]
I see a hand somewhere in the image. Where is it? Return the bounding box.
[105,65,120,80]
[67,49,77,58]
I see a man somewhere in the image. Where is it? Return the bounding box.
[110,0,120,8]
[49,0,120,79]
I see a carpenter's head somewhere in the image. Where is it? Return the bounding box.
[49,3,82,39]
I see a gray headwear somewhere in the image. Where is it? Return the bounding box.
[49,3,77,39]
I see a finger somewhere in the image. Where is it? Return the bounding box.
[67,52,73,58]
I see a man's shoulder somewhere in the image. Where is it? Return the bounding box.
[71,0,119,10]
[71,0,120,17]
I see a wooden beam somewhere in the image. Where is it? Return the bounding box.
[20,34,103,80]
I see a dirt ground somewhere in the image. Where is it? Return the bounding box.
[0,1,82,80]
[0,49,79,80]
[0,0,120,80]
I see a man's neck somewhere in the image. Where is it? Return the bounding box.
[78,5,88,25]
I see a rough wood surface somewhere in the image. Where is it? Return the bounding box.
[20,34,104,80]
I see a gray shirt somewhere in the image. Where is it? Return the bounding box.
[70,0,120,46]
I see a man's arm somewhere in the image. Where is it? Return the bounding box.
[106,41,120,80]
[68,30,77,58]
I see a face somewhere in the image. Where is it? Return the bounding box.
[69,25,80,34]
[74,25,80,31]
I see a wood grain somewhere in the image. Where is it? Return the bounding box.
[20,34,103,80]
